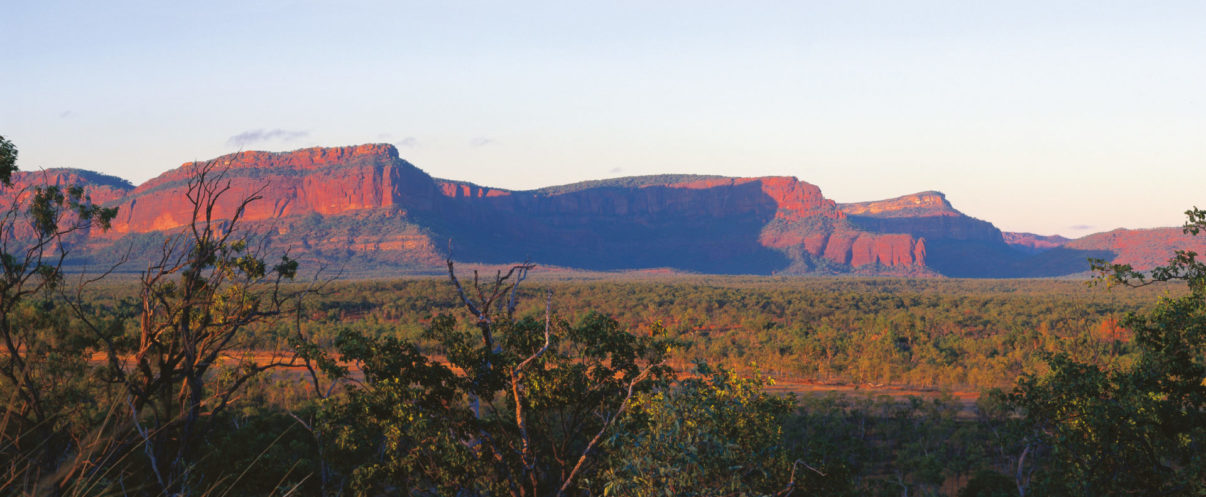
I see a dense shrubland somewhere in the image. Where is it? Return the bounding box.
[142,275,1160,391]
[1,136,1203,496]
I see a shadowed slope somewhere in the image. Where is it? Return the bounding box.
[11,144,1187,278]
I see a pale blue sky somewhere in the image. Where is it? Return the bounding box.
[3,1,1203,237]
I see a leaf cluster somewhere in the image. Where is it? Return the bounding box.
[1009,208,1206,496]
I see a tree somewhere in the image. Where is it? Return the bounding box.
[1007,207,1206,496]
[0,135,16,186]
[594,364,798,497]
[0,136,116,494]
[319,262,673,496]
[83,159,302,495]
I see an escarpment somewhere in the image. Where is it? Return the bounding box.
[9,144,1188,277]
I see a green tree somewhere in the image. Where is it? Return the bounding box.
[0,135,16,186]
[0,136,117,494]
[318,263,672,496]
[594,364,799,497]
[1007,208,1206,496]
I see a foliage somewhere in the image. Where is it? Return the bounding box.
[3,264,1158,496]
[193,405,322,496]
[1007,207,1206,496]
[3,136,1201,497]
[318,325,473,495]
[785,392,1023,497]
[85,160,302,495]
[0,137,118,494]
[224,275,1158,392]
[0,147,309,495]
[0,135,15,186]
[318,265,673,496]
[595,364,795,497]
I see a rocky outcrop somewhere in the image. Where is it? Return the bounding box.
[1065,228,1206,271]
[1003,232,1071,252]
[436,180,511,199]
[840,191,959,218]
[840,192,1003,242]
[10,143,1194,278]
[0,169,133,241]
[815,231,926,267]
[108,144,440,235]
[82,146,934,275]
[486,176,922,273]
[836,191,1040,277]
[2,169,133,206]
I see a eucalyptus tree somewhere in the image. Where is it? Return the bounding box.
[0,135,116,494]
[1008,208,1206,496]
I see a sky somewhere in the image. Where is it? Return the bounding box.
[3,1,1203,237]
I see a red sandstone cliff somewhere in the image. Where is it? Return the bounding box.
[108,144,439,235]
[1065,228,1206,271]
[0,169,132,240]
[45,146,930,274]
[840,191,959,218]
[90,145,932,274]
[505,175,925,273]
[8,143,1188,277]
[2,169,132,206]
[839,191,1003,242]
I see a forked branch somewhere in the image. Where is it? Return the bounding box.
[556,360,663,497]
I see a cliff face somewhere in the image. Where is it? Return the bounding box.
[109,144,440,235]
[450,175,839,221]
[423,174,924,274]
[839,192,1003,242]
[820,232,926,268]
[75,145,931,275]
[1003,232,1071,253]
[836,191,1047,277]
[12,143,1190,277]
[0,170,133,241]
[840,191,959,218]
[3,169,133,206]
[1066,228,1206,271]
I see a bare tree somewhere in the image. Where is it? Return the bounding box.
[446,259,534,421]
[89,159,304,494]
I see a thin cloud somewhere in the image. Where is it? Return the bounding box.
[395,137,418,148]
[226,129,309,148]
[59,110,72,118]
[469,137,493,147]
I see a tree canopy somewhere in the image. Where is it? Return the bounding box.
[1007,207,1206,496]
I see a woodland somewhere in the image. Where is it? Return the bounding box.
[1,134,1204,497]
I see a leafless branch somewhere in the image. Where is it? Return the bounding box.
[776,459,827,497]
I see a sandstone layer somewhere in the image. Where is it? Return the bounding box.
[6,144,1193,277]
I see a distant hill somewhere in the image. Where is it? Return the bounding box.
[532,175,728,195]
[15,144,1205,277]
[1065,228,1206,271]
[4,168,133,204]
[1002,232,1072,253]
